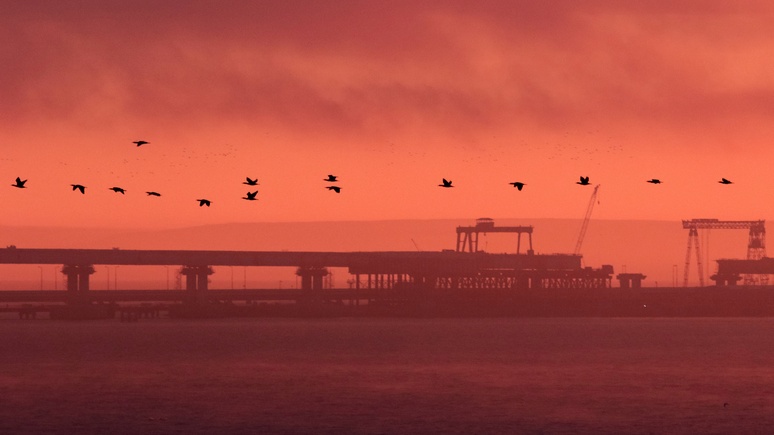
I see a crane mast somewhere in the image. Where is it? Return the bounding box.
[574,184,600,255]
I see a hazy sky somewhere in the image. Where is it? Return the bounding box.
[3,1,774,228]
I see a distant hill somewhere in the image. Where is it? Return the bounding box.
[0,218,757,287]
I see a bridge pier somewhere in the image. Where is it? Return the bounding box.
[180,265,213,304]
[61,264,95,305]
[296,266,329,291]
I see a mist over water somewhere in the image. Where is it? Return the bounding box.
[2,318,774,434]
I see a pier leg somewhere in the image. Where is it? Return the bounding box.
[296,266,329,291]
[62,265,95,305]
[180,265,214,304]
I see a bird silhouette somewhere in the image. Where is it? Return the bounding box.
[243,177,259,186]
[326,186,341,193]
[12,177,27,188]
[509,182,525,191]
[109,187,126,194]
[324,175,338,182]
[197,199,211,207]
[438,178,454,188]
[71,184,86,194]
[646,179,662,184]
[146,191,161,197]
[719,178,733,184]
[243,191,258,200]
[133,140,149,147]
[577,176,590,185]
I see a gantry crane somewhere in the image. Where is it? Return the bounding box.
[456,218,533,254]
[574,184,600,255]
[682,219,766,287]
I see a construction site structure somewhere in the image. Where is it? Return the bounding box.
[574,185,600,255]
[682,219,766,286]
[456,218,533,254]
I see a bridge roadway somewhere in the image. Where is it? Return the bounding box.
[0,248,592,307]
[0,247,581,274]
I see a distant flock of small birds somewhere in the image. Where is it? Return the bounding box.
[8,141,737,207]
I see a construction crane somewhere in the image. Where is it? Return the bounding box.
[682,219,766,287]
[574,184,600,255]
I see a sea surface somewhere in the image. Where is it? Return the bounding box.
[2,317,774,434]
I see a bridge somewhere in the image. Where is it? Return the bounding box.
[0,247,613,316]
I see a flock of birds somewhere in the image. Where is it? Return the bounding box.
[7,141,737,207]
[438,176,734,190]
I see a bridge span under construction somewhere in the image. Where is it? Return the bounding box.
[0,219,618,318]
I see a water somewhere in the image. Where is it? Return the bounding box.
[2,318,774,434]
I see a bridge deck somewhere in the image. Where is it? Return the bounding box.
[0,248,582,272]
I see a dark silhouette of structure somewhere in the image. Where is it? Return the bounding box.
[456,218,533,254]
[438,178,453,188]
[509,182,525,190]
[0,220,618,318]
[109,187,126,194]
[714,257,774,286]
[616,273,647,288]
[243,191,258,200]
[197,199,211,207]
[12,177,27,188]
[71,184,86,194]
[682,219,766,286]
[574,185,600,255]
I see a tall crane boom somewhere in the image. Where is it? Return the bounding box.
[574,184,600,255]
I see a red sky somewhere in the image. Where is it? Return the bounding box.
[3,1,774,229]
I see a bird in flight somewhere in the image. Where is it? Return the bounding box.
[509,182,525,191]
[109,187,126,194]
[146,191,161,197]
[243,177,259,186]
[438,178,454,188]
[197,199,211,207]
[11,177,27,188]
[577,176,590,185]
[324,174,338,182]
[71,184,86,194]
[133,140,149,147]
[719,178,733,184]
[646,179,662,184]
[243,191,258,201]
[326,186,341,193]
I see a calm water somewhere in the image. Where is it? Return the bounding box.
[2,317,774,434]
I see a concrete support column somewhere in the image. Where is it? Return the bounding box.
[180,265,214,304]
[61,264,95,305]
[296,266,329,291]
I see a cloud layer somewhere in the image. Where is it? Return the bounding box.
[3,1,774,227]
